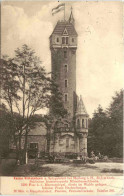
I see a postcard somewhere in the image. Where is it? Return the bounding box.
[0,1,123,195]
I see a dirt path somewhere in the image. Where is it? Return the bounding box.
[11,162,124,176]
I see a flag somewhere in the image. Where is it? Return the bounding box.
[52,3,65,15]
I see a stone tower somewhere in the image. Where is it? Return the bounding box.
[49,9,89,157]
[50,11,77,118]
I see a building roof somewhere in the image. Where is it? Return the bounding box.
[28,122,47,136]
[51,21,77,36]
[69,9,75,25]
[76,95,89,116]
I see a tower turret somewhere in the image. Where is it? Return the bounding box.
[76,95,89,156]
[69,7,75,25]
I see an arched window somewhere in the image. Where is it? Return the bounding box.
[66,37,68,44]
[65,79,67,87]
[65,94,68,102]
[86,119,88,128]
[77,119,80,128]
[72,38,74,42]
[62,37,68,44]
[62,37,65,44]
[66,138,69,148]
[57,37,59,42]
[82,119,84,128]
[64,64,68,72]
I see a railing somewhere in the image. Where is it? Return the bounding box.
[56,127,71,132]
[76,128,88,133]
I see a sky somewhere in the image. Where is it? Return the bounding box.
[1,1,123,117]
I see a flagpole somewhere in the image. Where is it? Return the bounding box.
[64,4,65,21]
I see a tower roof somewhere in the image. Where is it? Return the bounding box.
[69,7,75,25]
[51,21,77,36]
[76,95,88,116]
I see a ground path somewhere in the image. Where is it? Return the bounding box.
[11,162,124,176]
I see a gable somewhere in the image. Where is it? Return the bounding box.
[51,22,78,36]
[63,28,68,35]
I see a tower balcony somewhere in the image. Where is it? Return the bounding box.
[50,44,77,49]
[62,44,69,48]
[62,44,77,49]
[76,128,88,134]
[55,127,74,133]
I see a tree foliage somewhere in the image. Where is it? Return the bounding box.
[0,44,68,160]
[0,104,11,156]
[88,89,123,158]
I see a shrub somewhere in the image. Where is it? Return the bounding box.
[1,159,17,176]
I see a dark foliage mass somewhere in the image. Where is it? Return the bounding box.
[88,89,123,158]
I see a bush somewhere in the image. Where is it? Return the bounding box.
[1,159,17,176]
[8,152,17,159]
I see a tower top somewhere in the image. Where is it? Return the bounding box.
[50,6,77,38]
[69,7,75,25]
[50,20,77,37]
[76,95,89,117]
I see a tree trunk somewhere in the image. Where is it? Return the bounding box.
[18,132,22,162]
[47,126,50,155]
[23,128,28,164]
[19,132,22,151]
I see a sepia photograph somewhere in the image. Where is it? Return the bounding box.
[0,0,123,182]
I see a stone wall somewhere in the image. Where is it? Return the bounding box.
[21,135,47,153]
[51,47,76,118]
[53,133,75,153]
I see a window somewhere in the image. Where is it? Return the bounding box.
[65,79,67,87]
[77,119,80,128]
[59,139,63,145]
[72,38,74,42]
[65,94,68,102]
[66,138,69,148]
[62,37,65,44]
[86,119,88,128]
[64,51,67,58]
[64,64,68,72]
[82,119,84,128]
[66,37,68,44]
[62,37,68,44]
[57,37,59,42]
[30,143,38,149]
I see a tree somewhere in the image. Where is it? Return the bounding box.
[106,89,123,157]
[88,90,123,158]
[0,104,11,157]
[0,45,51,162]
[0,58,22,151]
[88,105,108,155]
[1,44,68,161]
